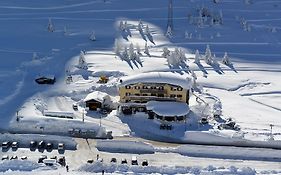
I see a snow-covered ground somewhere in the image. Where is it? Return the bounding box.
[0,0,281,174]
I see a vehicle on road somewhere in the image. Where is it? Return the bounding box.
[2,141,11,149]
[131,156,138,165]
[38,155,47,163]
[38,141,45,149]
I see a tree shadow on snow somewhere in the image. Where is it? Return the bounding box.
[195,62,208,75]
[210,62,224,75]
[139,30,147,42]
[226,63,238,73]
[147,33,155,45]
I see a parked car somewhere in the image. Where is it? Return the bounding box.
[87,159,94,164]
[21,156,28,160]
[1,155,9,160]
[10,155,18,160]
[50,155,57,160]
[43,159,56,166]
[30,141,37,148]
[110,158,117,163]
[38,155,47,163]
[46,143,53,150]
[12,142,18,149]
[121,158,127,164]
[2,141,11,149]
[72,103,78,111]
[38,141,45,149]
[58,156,66,166]
[131,156,138,165]
[142,159,148,166]
[58,143,65,151]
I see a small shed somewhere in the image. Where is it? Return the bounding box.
[84,91,111,111]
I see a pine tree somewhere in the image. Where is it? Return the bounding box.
[166,26,173,38]
[119,21,125,31]
[204,44,212,64]
[129,43,136,60]
[178,49,187,62]
[33,52,38,60]
[122,46,129,61]
[89,30,96,41]
[162,47,170,58]
[136,43,141,55]
[145,25,150,35]
[64,26,68,36]
[222,52,232,65]
[47,18,54,32]
[78,51,88,69]
[194,49,200,64]
[185,31,189,39]
[114,39,122,55]
[144,42,150,56]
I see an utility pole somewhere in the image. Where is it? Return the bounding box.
[167,0,174,31]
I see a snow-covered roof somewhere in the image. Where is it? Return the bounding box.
[84,91,110,103]
[146,101,190,116]
[119,72,192,89]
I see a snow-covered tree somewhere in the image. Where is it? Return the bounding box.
[166,26,173,38]
[89,30,96,41]
[64,26,68,36]
[185,31,189,39]
[138,21,143,33]
[32,52,38,60]
[178,48,187,62]
[122,46,129,61]
[47,18,54,32]
[129,43,136,60]
[194,49,200,64]
[78,51,88,69]
[119,21,125,31]
[191,70,197,80]
[167,51,178,66]
[136,43,141,55]
[212,54,218,65]
[144,42,150,56]
[162,47,170,58]
[222,52,232,65]
[204,44,212,64]
[145,25,150,35]
[114,39,122,55]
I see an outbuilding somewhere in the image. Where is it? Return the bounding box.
[84,91,112,111]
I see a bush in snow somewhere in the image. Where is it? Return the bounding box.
[204,44,213,64]
[47,18,54,32]
[144,42,150,56]
[162,47,170,58]
[78,51,88,69]
[194,49,200,64]
[222,52,232,65]
[89,30,96,41]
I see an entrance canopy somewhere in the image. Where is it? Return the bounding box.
[146,101,190,117]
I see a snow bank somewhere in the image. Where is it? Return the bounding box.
[96,140,154,154]
[0,160,40,172]
[78,162,256,175]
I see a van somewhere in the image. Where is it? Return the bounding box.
[131,156,138,165]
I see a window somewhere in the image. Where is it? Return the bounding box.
[177,94,182,98]
[170,94,176,98]
[158,94,164,97]
[125,92,131,96]
[151,93,156,96]
[135,93,140,96]
[143,86,148,89]
[134,86,140,89]
[143,94,148,96]
[171,87,177,91]
[125,85,131,89]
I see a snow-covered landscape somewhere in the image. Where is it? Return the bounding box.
[0,0,281,174]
